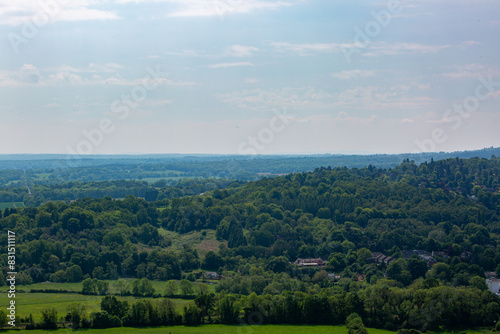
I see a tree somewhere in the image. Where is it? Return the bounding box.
[202,251,224,270]
[0,310,7,330]
[194,293,215,323]
[165,280,177,297]
[408,257,428,280]
[66,303,86,329]
[469,276,487,290]
[114,279,130,295]
[40,308,58,329]
[346,313,368,334]
[183,305,201,325]
[132,278,155,296]
[180,279,194,295]
[227,220,247,248]
[101,296,129,319]
[218,296,240,324]
[90,311,121,328]
[66,265,83,282]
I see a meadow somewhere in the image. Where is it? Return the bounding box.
[11,292,194,321]
[0,202,25,210]
[3,324,398,334]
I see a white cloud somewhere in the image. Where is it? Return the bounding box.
[216,86,333,111]
[331,70,377,80]
[165,49,202,57]
[363,42,450,57]
[166,0,293,17]
[269,41,449,57]
[0,2,119,26]
[144,99,173,107]
[209,62,255,69]
[489,90,500,99]
[244,78,260,83]
[217,84,437,113]
[224,45,259,57]
[0,64,195,87]
[269,41,351,55]
[442,64,500,79]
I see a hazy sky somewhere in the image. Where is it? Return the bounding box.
[1,0,499,155]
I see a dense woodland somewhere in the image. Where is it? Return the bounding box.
[1,155,500,330]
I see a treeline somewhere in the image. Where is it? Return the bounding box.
[2,147,499,187]
[0,178,242,206]
[11,284,500,331]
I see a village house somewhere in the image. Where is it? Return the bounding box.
[486,278,500,294]
[369,252,395,265]
[204,271,220,279]
[294,258,326,267]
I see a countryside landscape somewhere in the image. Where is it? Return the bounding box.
[2,0,500,333]
[1,149,500,333]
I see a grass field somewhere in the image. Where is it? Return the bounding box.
[11,293,195,321]
[160,229,226,257]
[3,324,398,334]
[3,279,217,296]
[0,202,25,210]
[4,325,494,334]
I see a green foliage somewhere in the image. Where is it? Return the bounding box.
[346,313,368,334]
[39,308,58,329]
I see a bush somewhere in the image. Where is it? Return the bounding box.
[346,313,368,334]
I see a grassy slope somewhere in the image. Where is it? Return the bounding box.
[160,229,226,258]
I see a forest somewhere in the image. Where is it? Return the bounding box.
[1,155,500,331]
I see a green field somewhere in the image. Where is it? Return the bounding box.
[2,279,216,297]
[10,293,194,321]
[160,229,225,257]
[3,324,398,334]
[0,202,25,210]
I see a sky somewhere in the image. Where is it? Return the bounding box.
[0,0,499,155]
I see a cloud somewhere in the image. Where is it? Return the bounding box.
[363,42,450,57]
[296,112,377,125]
[0,2,119,26]
[269,41,351,55]
[144,99,173,107]
[489,90,500,99]
[269,41,449,57]
[209,62,255,69]
[244,78,260,83]
[0,64,195,87]
[442,64,500,79]
[217,84,437,113]
[224,45,259,57]
[165,0,294,17]
[331,70,377,80]
[165,50,202,57]
[216,86,334,111]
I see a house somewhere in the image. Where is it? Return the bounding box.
[327,273,341,280]
[418,253,437,266]
[369,252,395,265]
[486,278,500,294]
[294,258,326,267]
[204,271,220,279]
[485,272,497,279]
